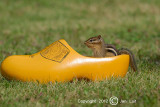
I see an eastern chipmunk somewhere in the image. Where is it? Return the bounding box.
[84,35,138,72]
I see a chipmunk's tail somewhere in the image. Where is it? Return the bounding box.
[119,48,138,72]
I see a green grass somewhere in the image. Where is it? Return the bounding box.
[0,0,160,106]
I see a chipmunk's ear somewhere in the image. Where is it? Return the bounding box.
[97,35,101,39]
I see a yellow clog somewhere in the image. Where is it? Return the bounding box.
[0,39,129,83]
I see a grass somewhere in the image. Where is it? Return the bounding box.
[0,0,160,106]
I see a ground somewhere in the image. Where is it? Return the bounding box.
[0,0,159,107]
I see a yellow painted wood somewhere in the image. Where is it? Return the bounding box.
[0,39,129,83]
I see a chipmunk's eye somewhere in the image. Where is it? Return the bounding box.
[90,39,96,42]
[89,39,93,42]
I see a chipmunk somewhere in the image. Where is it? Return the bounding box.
[84,35,138,72]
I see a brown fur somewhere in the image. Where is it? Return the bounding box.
[84,35,106,57]
[84,35,138,72]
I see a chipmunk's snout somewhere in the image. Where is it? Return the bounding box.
[84,41,87,45]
